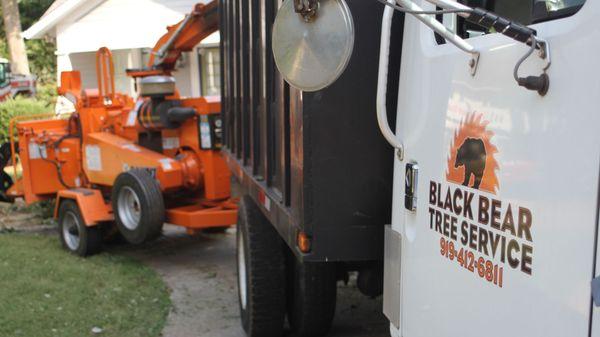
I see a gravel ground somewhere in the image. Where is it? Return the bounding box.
[117,225,390,337]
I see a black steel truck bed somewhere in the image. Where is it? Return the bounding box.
[220,0,403,262]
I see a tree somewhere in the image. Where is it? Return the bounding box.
[1,0,30,75]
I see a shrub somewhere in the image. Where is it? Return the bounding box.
[35,82,58,107]
[0,96,53,143]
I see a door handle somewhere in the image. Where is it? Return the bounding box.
[405,162,419,211]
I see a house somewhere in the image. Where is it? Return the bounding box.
[23,0,221,98]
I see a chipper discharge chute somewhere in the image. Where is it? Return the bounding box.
[0,1,236,256]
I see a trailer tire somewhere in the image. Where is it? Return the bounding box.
[112,169,164,244]
[287,257,337,337]
[0,142,16,203]
[58,200,102,256]
[237,196,286,337]
[0,141,17,168]
[0,171,13,202]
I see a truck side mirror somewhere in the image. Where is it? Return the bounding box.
[272,0,355,92]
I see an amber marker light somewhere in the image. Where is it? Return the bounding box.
[297,231,312,254]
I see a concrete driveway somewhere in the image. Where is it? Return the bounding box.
[118,225,390,337]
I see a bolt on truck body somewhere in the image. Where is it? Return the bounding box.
[377,1,599,337]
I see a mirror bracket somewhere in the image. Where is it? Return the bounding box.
[469,52,480,77]
[294,0,319,20]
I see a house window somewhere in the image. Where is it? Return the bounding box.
[198,47,221,97]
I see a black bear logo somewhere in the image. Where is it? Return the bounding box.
[455,138,486,189]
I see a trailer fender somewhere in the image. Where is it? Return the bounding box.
[55,189,113,226]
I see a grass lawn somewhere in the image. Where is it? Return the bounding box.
[0,234,171,337]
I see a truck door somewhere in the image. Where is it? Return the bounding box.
[388,1,600,336]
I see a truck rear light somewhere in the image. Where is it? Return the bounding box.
[297,231,312,254]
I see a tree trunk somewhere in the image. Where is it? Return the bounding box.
[1,0,30,75]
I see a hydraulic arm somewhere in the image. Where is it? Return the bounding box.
[128,1,218,77]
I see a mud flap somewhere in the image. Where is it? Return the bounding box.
[383,225,402,329]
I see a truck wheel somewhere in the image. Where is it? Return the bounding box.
[237,196,286,337]
[112,169,164,244]
[58,200,102,256]
[287,257,337,337]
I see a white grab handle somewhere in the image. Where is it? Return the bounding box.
[376,2,404,160]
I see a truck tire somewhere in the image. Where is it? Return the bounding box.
[112,169,164,244]
[287,256,337,337]
[58,200,102,256]
[237,196,286,337]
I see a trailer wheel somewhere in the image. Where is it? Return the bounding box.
[0,141,17,168]
[0,171,13,202]
[112,169,164,244]
[58,200,102,256]
[237,196,286,337]
[0,142,17,203]
[286,256,337,337]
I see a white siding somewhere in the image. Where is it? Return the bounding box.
[59,49,143,96]
[172,51,193,97]
[58,48,198,97]
[55,0,212,54]
[53,0,218,97]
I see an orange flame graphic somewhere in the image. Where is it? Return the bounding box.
[446,113,499,194]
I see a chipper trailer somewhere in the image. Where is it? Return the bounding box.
[270,0,600,337]
[0,1,237,256]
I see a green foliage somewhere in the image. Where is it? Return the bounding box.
[0,234,171,337]
[26,39,56,84]
[35,81,58,106]
[19,1,55,31]
[0,96,53,143]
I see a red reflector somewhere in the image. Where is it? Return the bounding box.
[297,232,311,253]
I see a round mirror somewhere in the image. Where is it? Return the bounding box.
[272,0,354,92]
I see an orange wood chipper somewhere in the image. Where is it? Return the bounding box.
[0,1,237,256]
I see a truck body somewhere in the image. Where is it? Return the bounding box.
[221,0,401,263]
[378,0,600,336]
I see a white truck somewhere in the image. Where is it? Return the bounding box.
[0,57,37,100]
[272,0,599,336]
